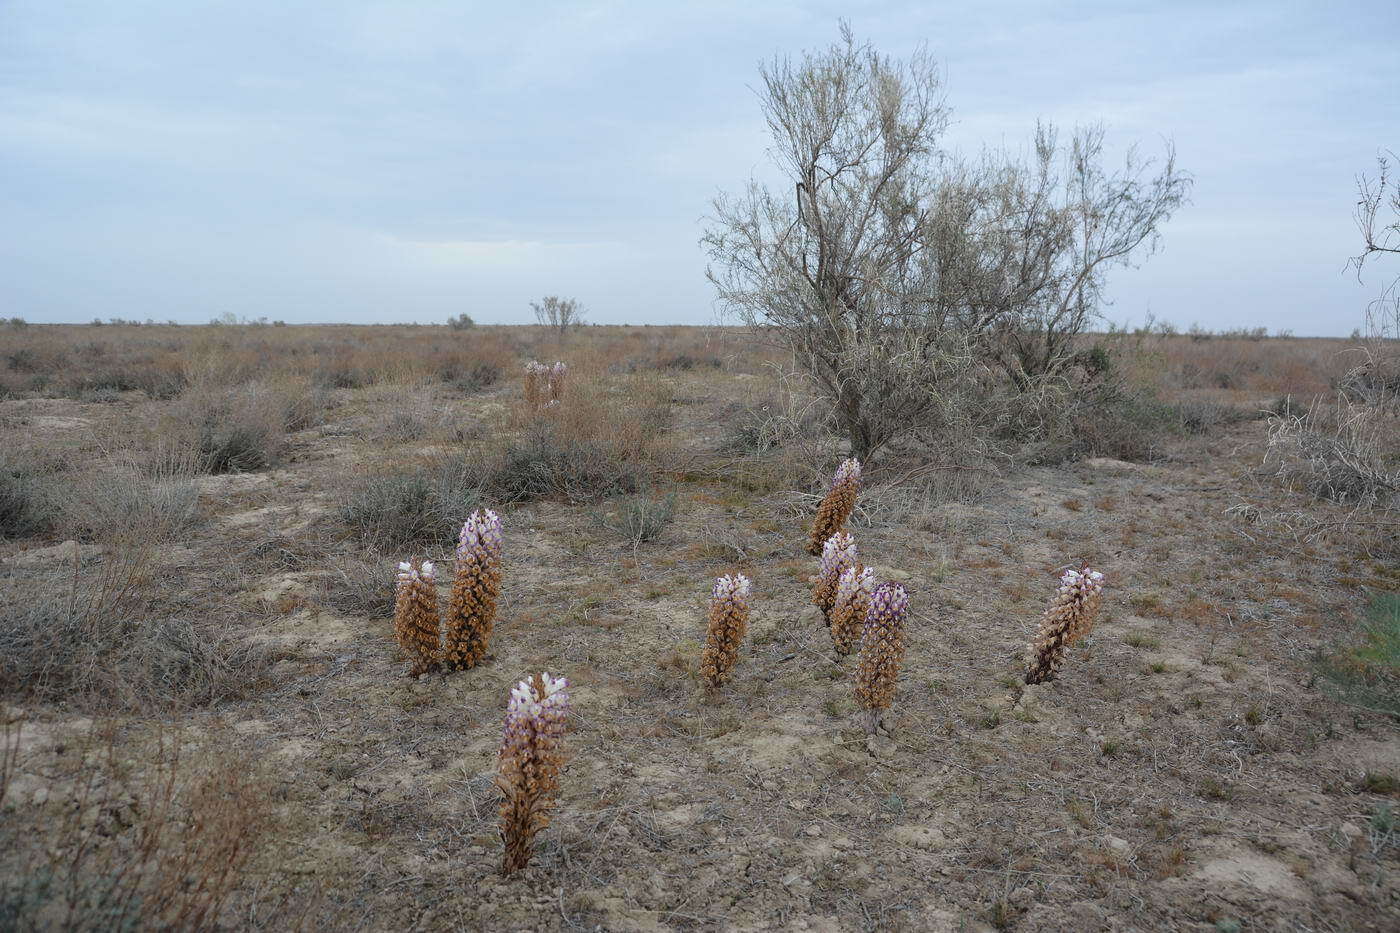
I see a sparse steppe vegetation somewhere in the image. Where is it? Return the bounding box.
[0,321,1397,929]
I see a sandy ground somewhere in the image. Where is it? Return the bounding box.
[3,366,1398,932]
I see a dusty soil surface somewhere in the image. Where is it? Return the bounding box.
[4,360,1398,932]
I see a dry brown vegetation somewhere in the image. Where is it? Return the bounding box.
[1,322,1397,930]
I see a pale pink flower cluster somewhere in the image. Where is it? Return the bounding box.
[1058,567,1105,599]
[396,560,436,587]
[457,509,503,561]
[836,565,875,606]
[819,532,858,582]
[501,673,570,751]
[712,573,752,605]
[833,457,861,488]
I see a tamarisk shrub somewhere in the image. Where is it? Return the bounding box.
[498,672,570,874]
[393,560,440,676]
[808,458,860,555]
[854,583,908,733]
[699,574,752,689]
[442,509,503,670]
[813,532,857,624]
[1025,566,1105,684]
[829,565,875,656]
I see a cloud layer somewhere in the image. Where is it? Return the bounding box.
[2,0,1396,332]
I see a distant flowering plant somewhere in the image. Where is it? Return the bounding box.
[808,458,861,555]
[523,361,549,409]
[700,573,752,689]
[1025,565,1106,685]
[547,361,567,403]
[498,672,571,874]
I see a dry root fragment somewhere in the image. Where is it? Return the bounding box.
[813,532,858,623]
[808,458,861,555]
[442,509,503,671]
[393,560,440,677]
[829,565,875,656]
[497,672,570,874]
[699,574,752,689]
[854,583,908,732]
[1024,566,1105,685]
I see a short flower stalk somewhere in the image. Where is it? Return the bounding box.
[854,583,909,733]
[699,574,752,689]
[442,509,503,671]
[829,565,875,657]
[393,560,440,677]
[813,531,858,627]
[1025,566,1105,685]
[497,672,570,874]
[808,458,861,555]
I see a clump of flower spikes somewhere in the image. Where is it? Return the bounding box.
[498,672,570,874]
[813,531,858,624]
[829,565,875,657]
[854,582,909,732]
[441,509,503,671]
[393,560,440,677]
[699,574,752,689]
[547,361,567,403]
[807,458,861,556]
[523,360,549,410]
[1025,566,1105,685]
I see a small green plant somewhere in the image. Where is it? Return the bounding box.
[1315,592,1400,718]
[597,491,677,544]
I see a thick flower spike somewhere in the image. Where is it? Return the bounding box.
[442,509,503,670]
[829,565,875,656]
[808,458,861,555]
[854,582,909,732]
[523,360,549,410]
[392,560,440,677]
[498,672,571,874]
[1025,565,1106,685]
[699,574,752,689]
[547,361,567,403]
[813,532,858,625]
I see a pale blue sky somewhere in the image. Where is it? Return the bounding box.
[1,1,1396,333]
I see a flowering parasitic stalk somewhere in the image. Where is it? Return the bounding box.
[699,574,752,689]
[393,560,440,677]
[1025,566,1105,685]
[808,458,861,555]
[829,565,875,657]
[854,582,908,733]
[497,672,570,874]
[442,509,503,670]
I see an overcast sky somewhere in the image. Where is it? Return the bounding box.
[2,1,1396,333]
